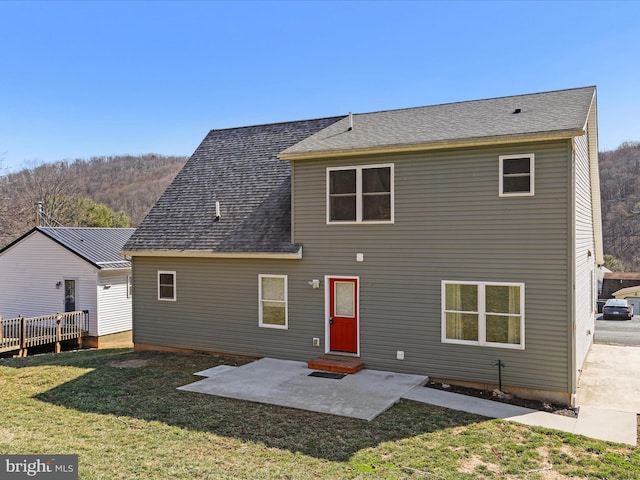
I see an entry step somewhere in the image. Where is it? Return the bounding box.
[307,357,364,374]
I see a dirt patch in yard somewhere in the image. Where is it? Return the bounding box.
[426,381,579,418]
[110,359,149,369]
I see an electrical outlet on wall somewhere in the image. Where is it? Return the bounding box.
[397,351,404,360]
[313,338,320,347]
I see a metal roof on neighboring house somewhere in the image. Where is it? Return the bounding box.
[279,86,596,160]
[1,227,135,269]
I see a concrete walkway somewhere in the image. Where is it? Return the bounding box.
[180,352,637,446]
[403,387,636,445]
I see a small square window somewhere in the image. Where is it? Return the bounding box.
[158,271,176,301]
[499,154,534,197]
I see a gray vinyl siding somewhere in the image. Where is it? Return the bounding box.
[132,140,575,395]
[292,140,573,393]
[573,133,596,377]
[132,257,338,359]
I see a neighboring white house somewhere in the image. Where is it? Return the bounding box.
[0,227,135,347]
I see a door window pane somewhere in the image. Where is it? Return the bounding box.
[335,281,355,317]
[64,280,76,312]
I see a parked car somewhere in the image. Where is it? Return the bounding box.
[602,299,634,320]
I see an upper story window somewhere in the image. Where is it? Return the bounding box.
[327,164,394,223]
[499,154,534,197]
[158,271,176,301]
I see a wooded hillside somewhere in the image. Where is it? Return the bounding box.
[599,141,640,270]
[1,143,639,270]
[0,154,187,247]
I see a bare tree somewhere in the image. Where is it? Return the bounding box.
[0,161,80,244]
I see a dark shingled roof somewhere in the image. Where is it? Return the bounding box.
[123,117,342,254]
[1,227,135,269]
[280,86,596,159]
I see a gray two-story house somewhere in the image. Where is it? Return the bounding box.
[123,86,602,405]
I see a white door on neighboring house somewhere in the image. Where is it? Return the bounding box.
[64,279,76,312]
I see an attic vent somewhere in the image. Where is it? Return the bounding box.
[513,108,522,114]
[214,201,221,222]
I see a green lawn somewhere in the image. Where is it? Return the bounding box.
[1,348,639,479]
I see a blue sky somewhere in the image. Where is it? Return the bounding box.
[1,0,638,172]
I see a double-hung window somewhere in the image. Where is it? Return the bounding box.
[442,281,524,349]
[327,164,394,223]
[259,274,288,329]
[499,154,534,196]
[158,271,176,301]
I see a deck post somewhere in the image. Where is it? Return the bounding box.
[19,315,26,357]
[55,314,62,354]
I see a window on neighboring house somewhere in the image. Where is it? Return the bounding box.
[328,164,394,223]
[259,274,288,329]
[499,154,534,196]
[158,271,176,301]
[442,281,524,349]
[127,275,133,298]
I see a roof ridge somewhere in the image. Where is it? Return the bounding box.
[352,86,597,117]
[204,115,345,135]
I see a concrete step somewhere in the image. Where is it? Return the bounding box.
[307,357,364,374]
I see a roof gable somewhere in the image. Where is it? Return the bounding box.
[280,86,596,160]
[123,117,341,255]
[1,227,135,269]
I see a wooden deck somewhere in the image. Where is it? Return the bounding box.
[0,311,89,357]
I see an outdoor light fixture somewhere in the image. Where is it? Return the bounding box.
[56,281,62,289]
[308,279,320,289]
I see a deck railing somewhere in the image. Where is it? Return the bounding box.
[0,311,89,356]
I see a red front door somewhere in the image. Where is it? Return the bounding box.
[329,277,358,354]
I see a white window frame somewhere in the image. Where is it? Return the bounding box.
[441,280,525,350]
[258,274,288,329]
[157,271,176,302]
[127,275,133,298]
[326,163,394,224]
[499,154,535,197]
